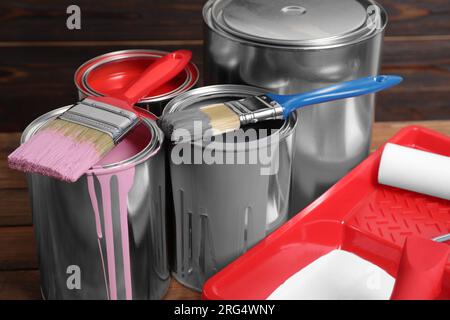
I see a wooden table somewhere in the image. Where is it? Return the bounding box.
[0,120,449,300]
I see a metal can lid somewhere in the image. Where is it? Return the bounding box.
[209,0,385,47]
[74,49,199,104]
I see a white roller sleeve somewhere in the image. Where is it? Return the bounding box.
[378,143,450,200]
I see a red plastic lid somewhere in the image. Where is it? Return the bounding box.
[74,50,198,104]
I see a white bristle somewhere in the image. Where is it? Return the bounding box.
[159,103,240,142]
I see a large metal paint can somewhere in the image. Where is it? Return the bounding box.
[163,85,297,291]
[203,0,387,215]
[21,107,168,300]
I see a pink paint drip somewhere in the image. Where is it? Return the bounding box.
[86,124,149,300]
[116,167,135,300]
[97,239,110,300]
[87,175,103,238]
[90,161,135,300]
[96,174,118,299]
[8,130,102,182]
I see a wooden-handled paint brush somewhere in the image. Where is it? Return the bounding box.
[9,49,192,182]
[159,75,403,142]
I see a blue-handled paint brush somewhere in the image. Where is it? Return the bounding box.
[159,75,403,142]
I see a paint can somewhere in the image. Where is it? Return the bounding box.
[22,107,168,300]
[203,0,387,215]
[163,85,297,291]
[75,49,199,116]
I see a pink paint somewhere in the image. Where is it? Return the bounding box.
[86,123,151,300]
[97,174,117,300]
[8,130,103,182]
[97,239,110,300]
[116,167,135,300]
[87,175,103,238]
[95,124,150,166]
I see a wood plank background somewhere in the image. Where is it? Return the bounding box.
[0,0,449,131]
[0,0,449,300]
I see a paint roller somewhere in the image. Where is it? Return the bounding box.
[390,235,449,300]
[378,143,450,200]
[378,143,450,299]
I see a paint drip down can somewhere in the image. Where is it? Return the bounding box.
[163,85,297,291]
[22,107,168,300]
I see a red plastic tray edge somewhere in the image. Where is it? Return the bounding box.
[201,125,450,300]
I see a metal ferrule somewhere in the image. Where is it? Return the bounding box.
[433,233,450,243]
[238,106,284,125]
[58,98,139,144]
[225,94,284,125]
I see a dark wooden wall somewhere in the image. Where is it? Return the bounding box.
[0,0,449,132]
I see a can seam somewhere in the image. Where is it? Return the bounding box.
[203,0,388,51]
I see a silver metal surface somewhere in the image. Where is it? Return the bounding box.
[81,54,191,99]
[213,0,374,46]
[22,107,169,300]
[203,0,387,215]
[75,49,199,117]
[433,234,450,243]
[224,95,284,125]
[163,85,297,291]
[59,98,139,143]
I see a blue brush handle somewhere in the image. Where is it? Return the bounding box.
[266,75,403,119]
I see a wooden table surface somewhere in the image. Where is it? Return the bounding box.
[0,120,449,300]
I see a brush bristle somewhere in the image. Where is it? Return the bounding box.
[8,119,114,182]
[158,103,240,142]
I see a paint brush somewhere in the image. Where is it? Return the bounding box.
[9,49,192,182]
[159,75,403,142]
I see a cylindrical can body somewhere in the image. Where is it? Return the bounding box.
[203,0,387,215]
[75,49,199,116]
[163,85,297,291]
[23,107,169,299]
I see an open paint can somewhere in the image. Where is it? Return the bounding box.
[163,85,297,291]
[22,107,168,300]
[75,49,199,116]
[203,0,387,215]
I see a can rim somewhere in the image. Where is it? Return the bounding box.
[203,0,387,50]
[163,85,297,152]
[81,54,192,99]
[74,49,199,104]
[20,106,164,176]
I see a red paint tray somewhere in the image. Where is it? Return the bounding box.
[202,126,450,299]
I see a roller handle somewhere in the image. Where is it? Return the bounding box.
[266,75,403,119]
[89,50,192,119]
[390,235,450,300]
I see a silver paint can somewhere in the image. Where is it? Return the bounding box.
[203,0,387,214]
[22,107,168,300]
[75,49,199,116]
[163,85,297,291]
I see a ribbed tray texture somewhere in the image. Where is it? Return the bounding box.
[347,186,450,246]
